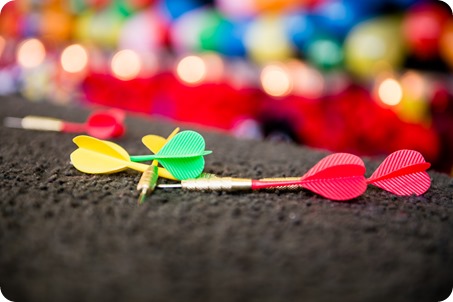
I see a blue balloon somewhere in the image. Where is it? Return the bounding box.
[216,19,248,57]
[387,0,423,9]
[159,0,206,20]
[22,13,41,38]
[312,0,375,38]
[283,12,316,51]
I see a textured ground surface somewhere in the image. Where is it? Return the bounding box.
[0,95,452,302]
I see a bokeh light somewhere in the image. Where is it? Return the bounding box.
[400,71,426,100]
[60,44,88,73]
[201,53,224,83]
[287,60,324,99]
[111,49,142,81]
[17,38,46,68]
[260,63,293,97]
[176,55,207,85]
[378,78,403,106]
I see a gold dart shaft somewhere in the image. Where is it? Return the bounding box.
[137,165,159,204]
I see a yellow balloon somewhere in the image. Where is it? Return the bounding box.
[244,14,294,64]
[74,11,94,43]
[345,17,406,79]
[74,8,124,48]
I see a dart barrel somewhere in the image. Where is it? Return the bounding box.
[179,178,253,191]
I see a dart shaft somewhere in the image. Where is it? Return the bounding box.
[252,177,303,190]
[61,122,87,133]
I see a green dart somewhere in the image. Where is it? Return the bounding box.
[130,131,212,180]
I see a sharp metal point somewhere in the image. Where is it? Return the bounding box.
[138,188,147,204]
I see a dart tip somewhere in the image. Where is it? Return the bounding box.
[138,188,147,204]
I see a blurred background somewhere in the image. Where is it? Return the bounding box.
[0,0,453,174]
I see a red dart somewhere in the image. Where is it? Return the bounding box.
[367,150,431,196]
[159,153,368,201]
[251,153,367,200]
[4,109,126,139]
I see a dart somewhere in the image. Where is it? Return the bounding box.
[367,149,431,196]
[158,153,367,201]
[4,109,125,139]
[70,130,212,180]
[70,135,176,180]
[130,130,212,180]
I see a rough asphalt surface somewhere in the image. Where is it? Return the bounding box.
[0,96,452,302]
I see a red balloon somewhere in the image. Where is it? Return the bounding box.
[0,1,23,38]
[403,2,451,59]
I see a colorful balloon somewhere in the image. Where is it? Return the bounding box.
[306,35,343,70]
[160,0,206,20]
[402,2,451,59]
[311,0,373,38]
[440,19,453,69]
[40,8,74,43]
[283,12,316,50]
[119,9,166,53]
[344,17,405,79]
[170,8,218,53]
[75,6,125,48]
[0,1,23,38]
[244,14,294,63]
[253,0,302,13]
[115,0,156,16]
[199,14,247,57]
[215,0,257,18]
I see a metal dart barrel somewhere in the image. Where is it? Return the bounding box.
[158,177,252,191]
[157,176,304,192]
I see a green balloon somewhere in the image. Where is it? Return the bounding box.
[198,10,223,52]
[113,0,136,17]
[306,36,344,70]
[69,0,87,14]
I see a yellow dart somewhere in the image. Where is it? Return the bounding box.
[70,135,176,180]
